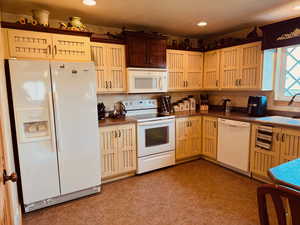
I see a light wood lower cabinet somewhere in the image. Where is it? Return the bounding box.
[250,124,281,179]
[279,128,300,164]
[202,116,218,159]
[91,42,126,93]
[175,116,202,160]
[6,28,91,61]
[99,124,136,180]
[250,124,300,180]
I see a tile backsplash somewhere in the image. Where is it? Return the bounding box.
[97,92,203,111]
[98,90,300,113]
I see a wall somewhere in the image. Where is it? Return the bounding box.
[98,91,203,111]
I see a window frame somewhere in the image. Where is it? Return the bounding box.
[275,45,300,102]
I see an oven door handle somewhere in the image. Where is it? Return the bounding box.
[138,119,175,126]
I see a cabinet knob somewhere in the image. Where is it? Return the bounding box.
[3,170,18,184]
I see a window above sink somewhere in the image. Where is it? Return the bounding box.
[275,45,300,102]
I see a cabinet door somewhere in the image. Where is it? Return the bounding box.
[126,36,147,67]
[106,44,126,92]
[175,117,190,160]
[7,29,52,59]
[279,128,300,164]
[202,116,218,159]
[167,50,186,91]
[203,50,220,89]
[186,52,203,90]
[99,126,119,179]
[147,39,166,68]
[250,124,281,179]
[52,34,91,61]
[117,124,137,174]
[188,116,202,157]
[91,43,108,92]
[220,46,240,89]
[239,42,262,89]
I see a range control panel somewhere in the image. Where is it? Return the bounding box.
[122,99,157,111]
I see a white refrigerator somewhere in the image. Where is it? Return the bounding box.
[6,59,101,212]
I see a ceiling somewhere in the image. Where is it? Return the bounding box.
[1,0,300,37]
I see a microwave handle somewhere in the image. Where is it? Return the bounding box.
[158,77,162,89]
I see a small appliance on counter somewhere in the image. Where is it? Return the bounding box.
[158,95,172,115]
[172,95,196,113]
[109,101,127,119]
[199,94,209,111]
[97,102,106,120]
[222,99,232,113]
[247,96,267,117]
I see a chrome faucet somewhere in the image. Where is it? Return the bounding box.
[288,93,300,105]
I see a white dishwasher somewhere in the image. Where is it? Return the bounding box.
[217,118,251,175]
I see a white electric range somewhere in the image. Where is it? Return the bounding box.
[122,99,175,174]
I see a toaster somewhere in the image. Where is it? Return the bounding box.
[247,96,267,117]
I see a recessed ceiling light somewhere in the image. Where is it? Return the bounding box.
[293,5,300,10]
[197,21,207,27]
[83,0,96,6]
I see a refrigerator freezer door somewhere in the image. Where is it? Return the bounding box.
[8,60,60,204]
[50,62,100,194]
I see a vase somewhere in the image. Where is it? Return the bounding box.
[32,9,50,26]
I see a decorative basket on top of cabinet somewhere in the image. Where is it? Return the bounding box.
[99,124,136,181]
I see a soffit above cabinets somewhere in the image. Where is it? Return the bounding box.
[1,0,300,37]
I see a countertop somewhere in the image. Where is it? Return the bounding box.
[99,110,300,129]
[98,117,136,127]
[172,110,300,129]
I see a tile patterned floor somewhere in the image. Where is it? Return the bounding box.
[23,160,262,225]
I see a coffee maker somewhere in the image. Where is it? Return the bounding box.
[158,95,172,115]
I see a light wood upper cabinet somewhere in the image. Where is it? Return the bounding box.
[202,116,218,159]
[167,49,203,91]
[52,34,91,61]
[6,28,91,61]
[91,42,126,93]
[7,29,52,59]
[239,42,262,89]
[220,46,240,89]
[99,123,136,180]
[175,116,202,161]
[167,49,186,90]
[203,50,220,89]
[186,52,203,90]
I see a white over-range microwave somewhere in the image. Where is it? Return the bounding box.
[127,67,168,93]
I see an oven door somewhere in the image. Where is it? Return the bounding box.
[128,71,167,93]
[137,119,175,157]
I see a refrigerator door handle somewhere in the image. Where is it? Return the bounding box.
[52,91,62,152]
[48,92,57,153]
